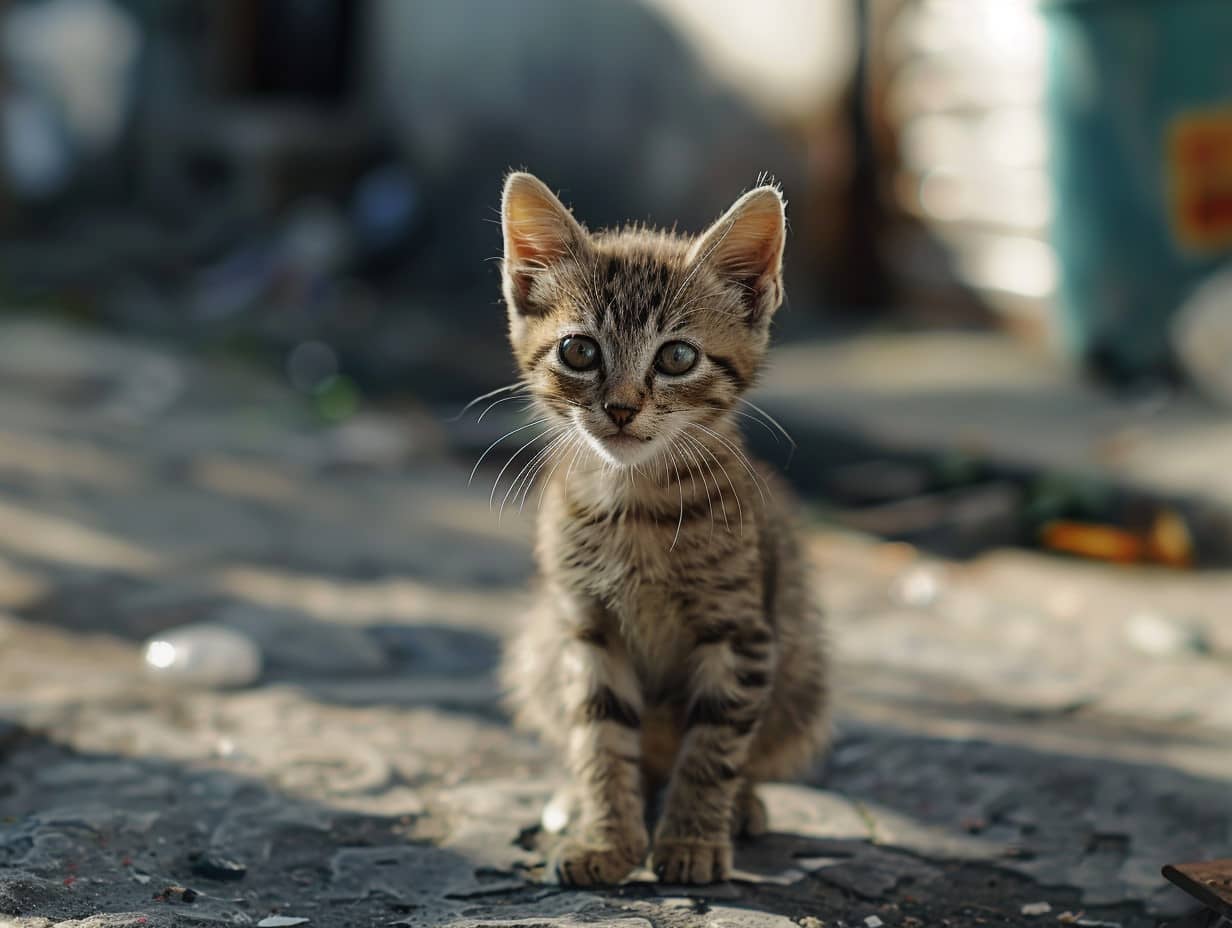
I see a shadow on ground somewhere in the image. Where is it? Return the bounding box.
[1,713,1193,928]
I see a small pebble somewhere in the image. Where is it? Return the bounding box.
[865,917,884,928]
[799,918,824,928]
[1021,901,1052,916]
[1124,612,1209,658]
[189,851,248,881]
[152,885,196,904]
[893,565,943,608]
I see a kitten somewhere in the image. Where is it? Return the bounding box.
[496,172,829,886]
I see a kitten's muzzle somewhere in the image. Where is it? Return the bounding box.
[603,402,642,429]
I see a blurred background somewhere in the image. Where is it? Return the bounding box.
[4,0,1232,561]
[2,2,1232,925]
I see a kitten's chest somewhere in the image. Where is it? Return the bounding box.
[550,491,680,590]
[573,521,699,685]
[545,502,688,638]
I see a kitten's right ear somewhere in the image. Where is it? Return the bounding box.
[501,172,587,316]
[689,185,786,326]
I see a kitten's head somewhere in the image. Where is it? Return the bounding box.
[499,172,786,468]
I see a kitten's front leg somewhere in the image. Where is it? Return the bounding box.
[653,619,774,884]
[551,596,648,886]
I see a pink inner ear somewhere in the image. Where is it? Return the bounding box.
[502,176,581,271]
[502,178,584,313]
[693,190,783,272]
[708,202,784,278]
[505,212,568,268]
[689,188,785,321]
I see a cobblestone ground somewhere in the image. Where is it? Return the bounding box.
[0,320,1229,928]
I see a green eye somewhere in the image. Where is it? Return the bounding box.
[559,335,600,371]
[655,341,698,376]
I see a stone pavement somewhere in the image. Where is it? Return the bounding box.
[0,318,1230,928]
[758,331,1232,508]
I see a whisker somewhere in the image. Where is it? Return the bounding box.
[515,441,558,512]
[476,393,534,422]
[563,433,587,490]
[686,422,769,506]
[469,417,551,486]
[680,429,741,535]
[450,381,527,422]
[491,426,562,511]
[543,395,587,412]
[505,429,569,516]
[667,445,685,552]
[674,434,716,539]
[535,434,575,511]
[523,431,574,511]
[738,397,797,461]
[677,431,718,518]
[729,409,782,445]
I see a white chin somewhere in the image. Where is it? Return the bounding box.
[583,430,657,467]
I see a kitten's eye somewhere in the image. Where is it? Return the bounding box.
[655,341,698,376]
[559,335,601,371]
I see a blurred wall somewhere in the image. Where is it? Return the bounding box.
[362,0,811,294]
[1,0,867,403]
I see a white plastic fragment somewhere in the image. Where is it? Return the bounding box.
[142,623,262,687]
[257,918,310,927]
[541,792,571,834]
[1021,901,1051,916]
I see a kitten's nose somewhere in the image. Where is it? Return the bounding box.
[604,402,641,428]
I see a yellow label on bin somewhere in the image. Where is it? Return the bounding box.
[1169,109,1232,253]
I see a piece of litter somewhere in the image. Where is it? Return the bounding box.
[131,871,151,884]
[865,917,884,928]
[1056,913,1082,925]
[1021,901,1051,916]
[257,918,310,927]
[142,623,262,687]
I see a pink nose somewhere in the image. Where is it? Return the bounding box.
[604,403,640,428]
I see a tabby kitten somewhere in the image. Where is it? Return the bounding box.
[497,172,829,886]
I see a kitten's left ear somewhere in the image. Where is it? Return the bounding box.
[689,185,786,325]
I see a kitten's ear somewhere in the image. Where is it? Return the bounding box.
[501,172,587,316]
[689,185,786,325]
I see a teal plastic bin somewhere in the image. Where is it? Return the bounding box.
[1044,0,1232,381]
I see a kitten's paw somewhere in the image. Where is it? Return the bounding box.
[732,786,768,838]
[651,835,732,884]
[551,839,642,886]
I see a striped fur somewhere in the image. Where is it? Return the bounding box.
[496,173,830,886]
